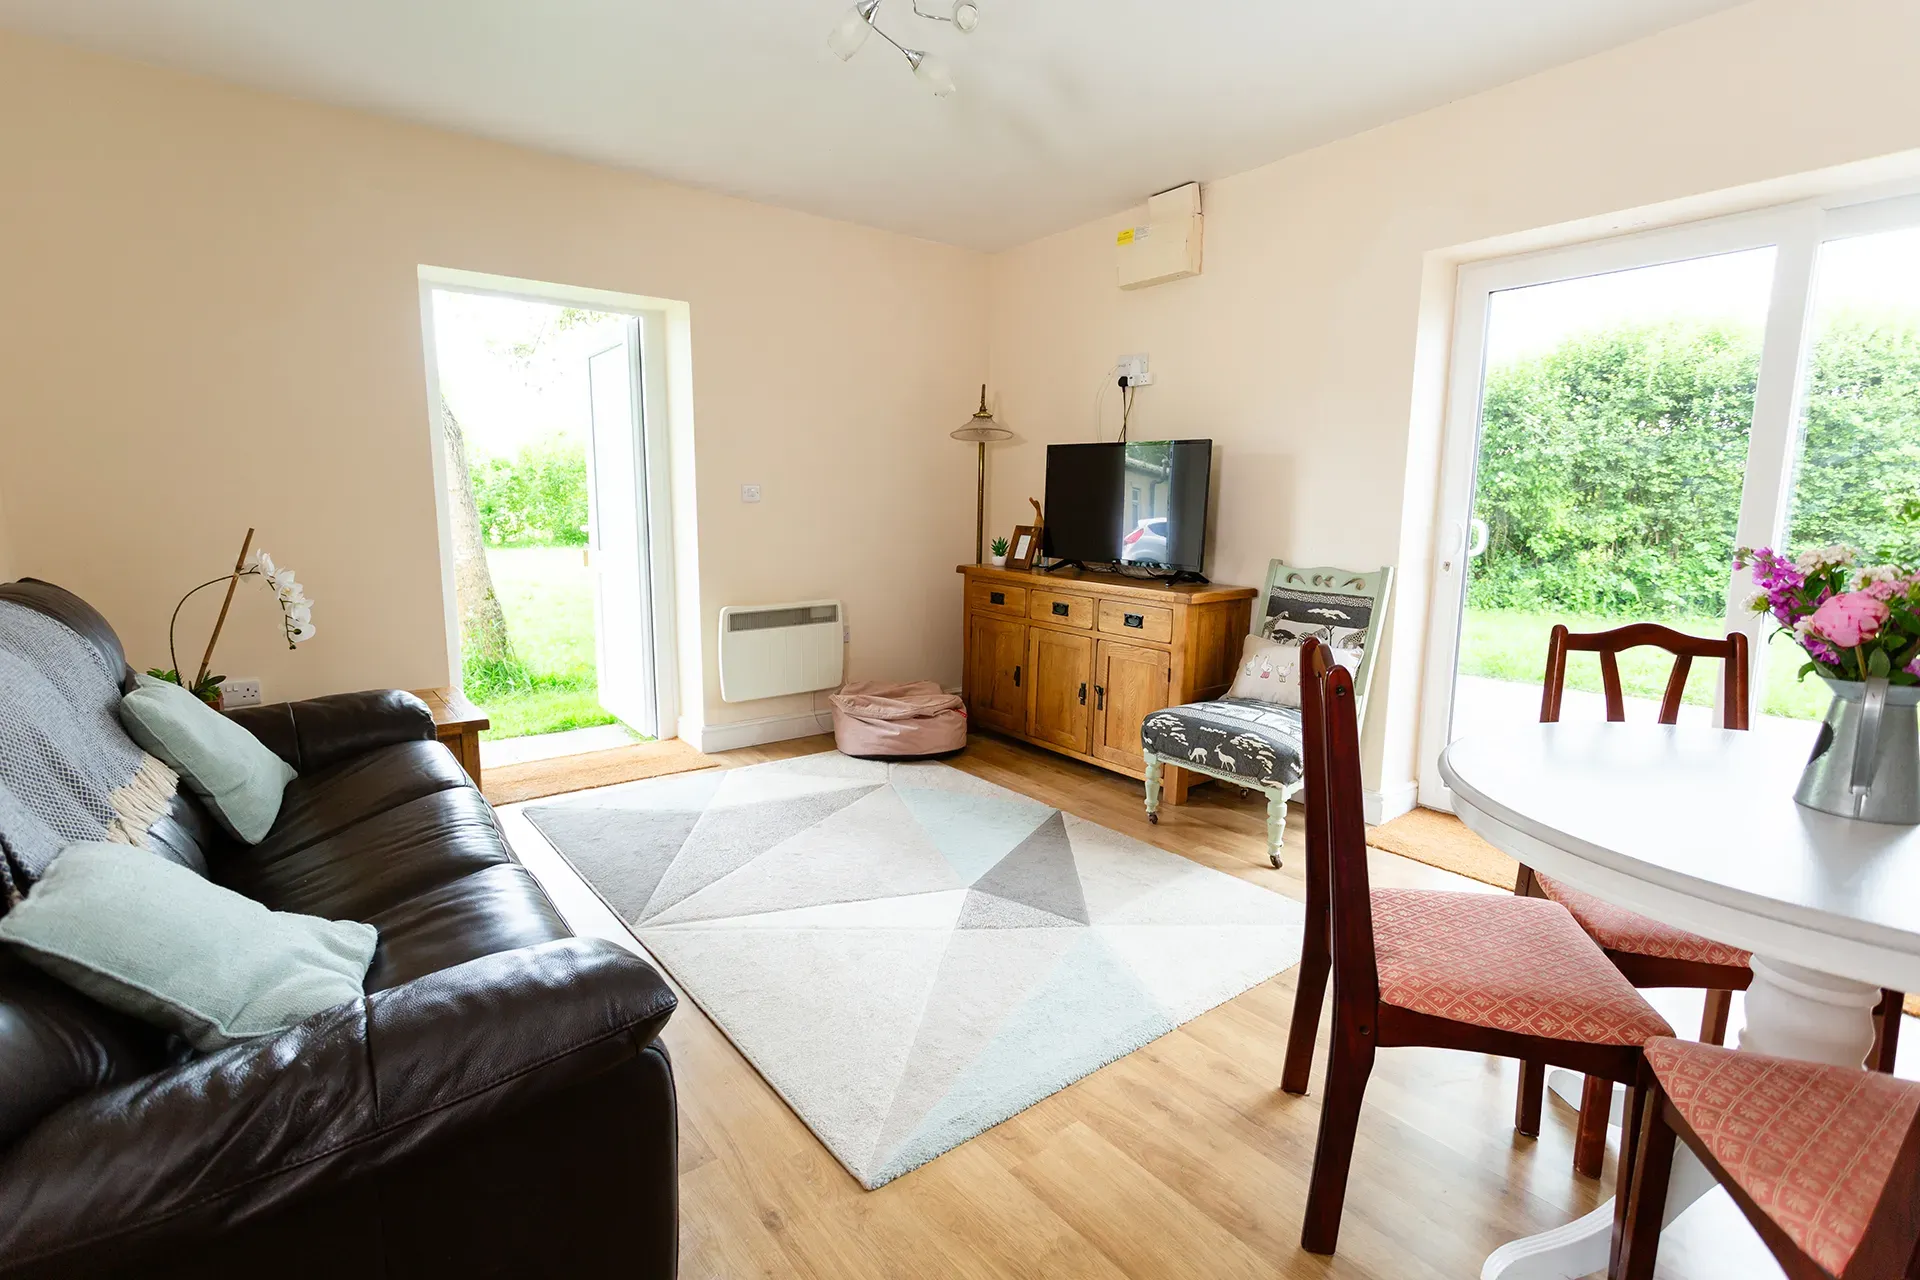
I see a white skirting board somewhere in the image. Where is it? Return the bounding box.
[1363,781,1418,826]
[685,709,835,754]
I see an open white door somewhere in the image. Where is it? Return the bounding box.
[585,321,658,736]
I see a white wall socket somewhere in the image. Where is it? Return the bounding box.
[741,484,762,503]
[223,678,263,708]
[1118,354,1152,385]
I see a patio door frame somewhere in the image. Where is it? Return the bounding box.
[417,266,682,740]
[1415,189,1920,810]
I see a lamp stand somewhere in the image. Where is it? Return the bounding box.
[974,440,986,563]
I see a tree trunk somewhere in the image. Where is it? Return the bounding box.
[441,400,519,681]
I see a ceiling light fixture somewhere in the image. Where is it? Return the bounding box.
[827,0,972,98]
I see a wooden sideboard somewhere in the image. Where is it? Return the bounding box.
[956,564,1255,804]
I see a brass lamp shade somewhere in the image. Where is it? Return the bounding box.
[952,384,1011,563]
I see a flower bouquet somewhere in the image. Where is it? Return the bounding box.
[1739,545,1920,683]
[1740,544,1920,823]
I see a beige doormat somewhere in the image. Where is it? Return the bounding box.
[1367,807,1519,891]
[483,738,718,806]
[1368,809,1920,1019]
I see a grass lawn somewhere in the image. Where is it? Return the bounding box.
[1459,608,1831,721]
[468,545,618,740]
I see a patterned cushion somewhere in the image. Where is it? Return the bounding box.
[1140,699,1302,788]
[1647,1037,1920,1276]
[1260,582,1374,653]
[1538,874,1752,969]
[1373,889,1674,1046]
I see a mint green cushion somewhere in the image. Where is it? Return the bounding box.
[119,673,297,843]
[0,842,376,1051]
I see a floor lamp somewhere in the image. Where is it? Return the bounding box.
[951,384,1011,563]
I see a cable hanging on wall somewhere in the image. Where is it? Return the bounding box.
[827,0,977,98]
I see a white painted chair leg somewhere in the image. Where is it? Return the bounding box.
[1265,791,1285,868]
[1144,752,1162,825]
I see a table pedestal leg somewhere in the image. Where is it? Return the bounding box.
[1740,956,1879,1065]
[1483,954,1882,1278]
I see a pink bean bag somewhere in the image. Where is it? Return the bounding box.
[829,680,968,758]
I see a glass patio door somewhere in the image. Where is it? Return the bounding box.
[1418,194,1920,808]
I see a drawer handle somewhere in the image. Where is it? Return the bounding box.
[1013,664,1021,688]
[1052,602,1070,616]
[1095,684,1105,711]
[1078,682,1087,705]
[1124,613,1144,628]
[990,591,1005,605]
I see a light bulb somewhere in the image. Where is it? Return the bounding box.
[912,50,957,97]
[827,2,877,61]
[952,1,979,33]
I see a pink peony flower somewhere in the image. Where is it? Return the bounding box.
[1806,591,1890,649]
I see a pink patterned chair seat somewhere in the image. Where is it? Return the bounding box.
[1372,889,1674,1045]
[1538,873,1751,969]
[1646,1037,1920,1276]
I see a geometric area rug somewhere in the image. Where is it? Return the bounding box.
[525,751,1305,1189]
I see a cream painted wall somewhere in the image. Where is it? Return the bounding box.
[986,0,1920,799]
[0,30,986,728]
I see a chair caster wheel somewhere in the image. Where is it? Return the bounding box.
[1269,854,1282,869]
[1147,812,1159,824]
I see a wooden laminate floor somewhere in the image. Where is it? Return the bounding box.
[496,732,1799,1280]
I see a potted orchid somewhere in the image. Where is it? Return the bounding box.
[1740,544,1920,822]
[148,529,316,709]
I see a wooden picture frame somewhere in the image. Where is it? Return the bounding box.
[1006,526,1041,570]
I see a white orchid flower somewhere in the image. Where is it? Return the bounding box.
[253,550,277,578]
[288,601,312,625]
[290,621,316,643]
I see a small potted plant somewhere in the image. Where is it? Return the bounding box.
[150,528,316,709]
[989,536,1009,567]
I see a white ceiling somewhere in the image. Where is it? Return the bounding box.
[0,0,1746,251]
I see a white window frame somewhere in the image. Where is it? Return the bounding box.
[1416,189,1920,809]
[416,266,683,739]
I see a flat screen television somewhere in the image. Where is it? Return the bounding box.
[1043,440,1213,574]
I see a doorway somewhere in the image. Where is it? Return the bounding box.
[422,283,666,764]
[1417,193,1920,807]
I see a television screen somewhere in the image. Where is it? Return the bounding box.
[1043,440,1212,572]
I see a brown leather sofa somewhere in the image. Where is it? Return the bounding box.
[0,580,679,1278]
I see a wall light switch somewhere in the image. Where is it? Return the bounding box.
[741,484,762,504]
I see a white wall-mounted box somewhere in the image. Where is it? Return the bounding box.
[1116,183,1203,290]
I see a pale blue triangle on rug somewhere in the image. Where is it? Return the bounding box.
[863,930,1173,1187]
[892,784,1052,884]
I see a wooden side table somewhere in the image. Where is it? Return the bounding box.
[412,687,488,788]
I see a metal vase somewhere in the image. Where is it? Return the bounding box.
[1793,675,1920,825]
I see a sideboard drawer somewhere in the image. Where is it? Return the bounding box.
[1097,599,1174,644]
[1030,589,1094,629]
[968,581,1028,617]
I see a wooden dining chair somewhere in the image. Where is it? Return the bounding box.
[1618,1037,1920,1280]
[1515,623,1906,1179]
[1291,639,1673,1256]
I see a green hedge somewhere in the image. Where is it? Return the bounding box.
[472,436,589,547]
[1468,312,1920,616]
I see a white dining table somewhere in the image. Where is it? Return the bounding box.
[1440,721,1920,1280]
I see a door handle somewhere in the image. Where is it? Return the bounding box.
[1078,682,1087,705]
[1095,684,1106,710]
[1013,665,1021,688]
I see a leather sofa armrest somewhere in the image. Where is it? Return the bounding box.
[227,689,435,774]
[0,938,676,1277]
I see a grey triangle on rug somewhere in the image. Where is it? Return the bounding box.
[525,752,1306,1189]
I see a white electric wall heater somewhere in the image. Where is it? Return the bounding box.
[718,600,845,702]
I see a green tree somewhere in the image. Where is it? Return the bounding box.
[471,435,591,547]
[1786,311,1920,562]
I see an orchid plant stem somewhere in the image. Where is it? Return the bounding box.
[193,528,255,690]
[166,572,259,693]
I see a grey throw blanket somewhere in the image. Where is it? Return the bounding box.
[0,601,178,906]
